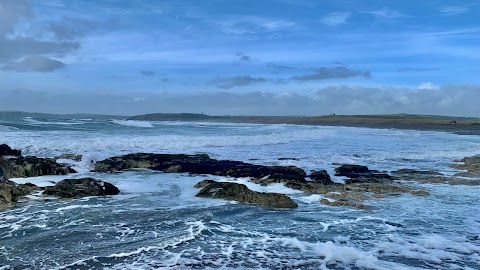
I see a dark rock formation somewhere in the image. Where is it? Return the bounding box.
[43,178,120,198]
[0,156,76,178]
[195,180,298,208]
[335,164,392,184]
[0,177,39,209]
[0,144,21,156]
[94,153,306,180]
[309,170,334,184]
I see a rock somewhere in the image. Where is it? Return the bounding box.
[452,156,480,177]
[346,183,412,194]
[320,198,370,210]
[0,144,21,156]
[335,164,392,181]
[0,177,38,209]
[335,164,369,175]
[194,179,216,189]
[94,153,306,180]
[0,156,76,178]
[43,178,120,198]
[309,170,334,184]
[411,189,430,196]
[392,168,442,176]
[55,154,83,162]
[195,181,298,208]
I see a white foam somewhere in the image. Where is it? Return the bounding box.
[112,120,154,128]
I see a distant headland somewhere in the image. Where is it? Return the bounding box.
[128,113,480,135]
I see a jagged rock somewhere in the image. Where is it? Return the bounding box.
[0,156,76,178]
[335,164,370,175]
[0,177,38,209]
[55,154,83,162]
[0,144,21,156]
[94,153,306,180]
[309,170,334,184]
[43,178,120,198]
[195,181,298,208]
[320,198,370,210]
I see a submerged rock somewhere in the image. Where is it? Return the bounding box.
[55,154,83,162]
[43,178,120,198]
[0,177,39,209]
[0,144,21,156]
[0,156,76,178]
[94,153,306,180]
[320,198,370,210]
[195,180,298,208]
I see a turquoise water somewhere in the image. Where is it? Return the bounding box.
[0,115,479,269]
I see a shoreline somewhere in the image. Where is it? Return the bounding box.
[128,113,480,135]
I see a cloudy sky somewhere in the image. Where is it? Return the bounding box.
[1,0,480,116]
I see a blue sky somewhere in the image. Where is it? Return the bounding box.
[1,0,480,115]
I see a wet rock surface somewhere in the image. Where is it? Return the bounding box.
[43,178,120,198]
[0,177,39,209]
[94,153,306,180]
[0,156,76,178]
[0,144,21,156]
[452,156,480,177]
[195,180,298,208]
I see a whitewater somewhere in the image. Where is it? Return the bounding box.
[1,115,480,269]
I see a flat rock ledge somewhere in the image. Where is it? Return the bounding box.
[44,178,120,198]
[195,180,298,208]
[94,153,306,180]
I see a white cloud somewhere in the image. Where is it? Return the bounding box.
[418,82,439,91]
[367,8,406,19]
[440,6,470,15]
[321,12,350,26]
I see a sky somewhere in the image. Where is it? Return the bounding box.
[1,0,480,116]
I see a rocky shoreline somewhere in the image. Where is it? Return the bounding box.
[1,144,479,210]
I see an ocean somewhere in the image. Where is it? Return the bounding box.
[0,114,479,269]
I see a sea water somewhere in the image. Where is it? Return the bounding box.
[0,115,479,269]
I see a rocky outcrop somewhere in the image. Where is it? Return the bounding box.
[335,164,392,184]
[309,170,334,184]
[0,177,39,209]
[0,156,76,178]
[392,166,480,186]
[250,177,344,194]
[195,180,298,208]
[0,144,21,156]
[94,153,306,180]
[43,178,120,198]
[452,156,480,177]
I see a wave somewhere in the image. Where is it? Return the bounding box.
[112,120,154,128]
[22,117,86,126]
